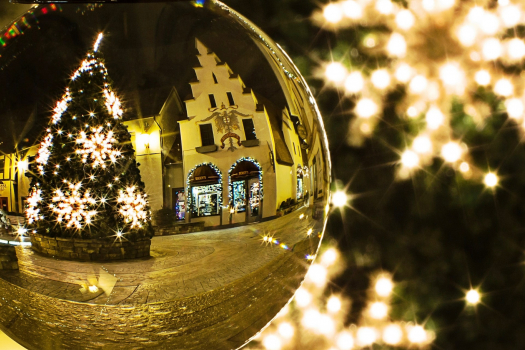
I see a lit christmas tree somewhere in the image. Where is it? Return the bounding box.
[26,34,152,240]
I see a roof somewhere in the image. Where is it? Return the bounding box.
[254,93,294,167]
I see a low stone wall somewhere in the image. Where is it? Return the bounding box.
[154,222,205,236]
[0,244,18,270]
[30,234,151,261]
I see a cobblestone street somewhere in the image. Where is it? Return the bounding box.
[0,205,326,350]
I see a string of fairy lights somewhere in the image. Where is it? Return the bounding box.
[247,246,440,350]
[315,0,525,188]
[26,33,150,234]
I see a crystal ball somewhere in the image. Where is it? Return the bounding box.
[0,2,331,349]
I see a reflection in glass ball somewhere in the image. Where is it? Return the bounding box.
[0,2,331,349]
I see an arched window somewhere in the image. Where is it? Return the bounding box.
[187,163,222,217]
[228,158,263,218]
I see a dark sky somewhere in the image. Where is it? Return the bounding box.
[0,1,287,154]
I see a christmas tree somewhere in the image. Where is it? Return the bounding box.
[26,34,152,240]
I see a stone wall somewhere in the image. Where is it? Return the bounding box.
[0,244,18,270]
[30,234,151,261]
[154,222,205,236]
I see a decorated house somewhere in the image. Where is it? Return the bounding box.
[178,39,307,228]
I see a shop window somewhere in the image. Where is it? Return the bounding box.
[212,73,218,84]
[297,177,303,200]
[200,124,215,146]
[226,92,235,106]
[249,182,261,216]
[172,188,186,220]
[232,180,246,212]
[242,119,257,140]
[208,94,217,108]
[191,184,221,217]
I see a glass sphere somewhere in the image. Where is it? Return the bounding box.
[0,2,331,349]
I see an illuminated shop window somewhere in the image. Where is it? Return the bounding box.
[232,180,246,212]
[187,163,222,218]
[192,184,221,217]
[249,182,260,216]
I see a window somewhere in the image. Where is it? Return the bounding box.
[242,119,257,140]
[0,159,4,175]
[192,184,221,217]
[232,180,246,212]
[226,92,235,106]
[212,73,218,84]
[200,124,215,146]
[208,94,217,108]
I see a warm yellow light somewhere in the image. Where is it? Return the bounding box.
[507,38,525,60]
[407,106,418,118]
[395,10,415,30]
[355,98,378,119]
[307,264,327,286]
[494,78,514,97]
[301,309,321,329]
[467,6,484,24]
[401,150,419,169]
[336,331,355,350]
[345,71,365,93]
[484,172,498,188]
[407,325,428,344]
[323,3,343,23]
[466,289,481,305]
[375,276,394,297]
[425,106,445,130]
[295,287,312,307]
[17,227,27,236]
[325,62,347,84]
[387,33,407,57]
[439,0,455,9]
[480,12,500,35]
[138,133,150,149]
[327,295,342,313]
[457,24,477,47]
[375,0,394,15]
[422,0,436,12]
[441,142,462,163]
[440,63,462,86]
[307,228,313,236]
[482,38,502,61]
[474,70,491,86]
[342,0,363,19]
[318,314,336,335]
[262,334,282,350]
[369,301,388,319]
[321,247,338,266]
[409,75,428,94]
[413,135,432,154]
[371,69,391,89]
[383,324,403,345]
[395,63,413,83]
[500,5,521,27]
[18,159,28,171]
[88,285,99,293]
[459,162,470,173]
[505,98,524,119]
[332,190,348,207]
[356,327,378,346]
[277,322,294,339]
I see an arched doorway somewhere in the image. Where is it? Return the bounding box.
[187,163,222,220]
[229,158,263,223]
